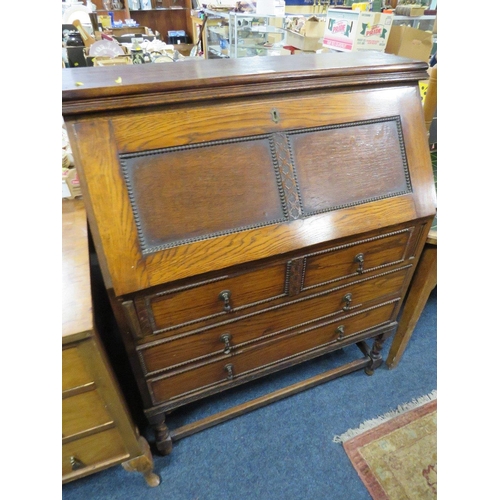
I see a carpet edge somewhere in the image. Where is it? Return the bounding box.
[332,389,437,443]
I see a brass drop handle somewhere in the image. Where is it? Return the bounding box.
[218,290,233,312]
[342,293,352,311]
[354,253,365,274]
[336,325,345,339]
[70,456,85,471]
[224,363,234,380]
[220,333,232,354]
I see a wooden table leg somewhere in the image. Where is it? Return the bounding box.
[386,243,437,369]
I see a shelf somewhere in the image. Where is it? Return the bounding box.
[130,7,187,11]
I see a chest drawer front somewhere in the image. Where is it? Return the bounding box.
[140,263,286,335]
[62,346,94,392]
[63,390,113,439]
[148,301,397,404]
[139,267,408,375]
[62,428,128,477]
[303,229,411,290]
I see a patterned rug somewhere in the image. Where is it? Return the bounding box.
[334,392,437,499]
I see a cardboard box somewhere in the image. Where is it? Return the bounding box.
[85,45,131,66]
[385,25,433,62]
[62,168,82,199]
[395,5,426,17]
[256,0,285,16]
[285,17,326,52]
[323,8,394,52]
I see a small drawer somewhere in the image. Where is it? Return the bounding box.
[63,390,113,439]
[62,427,128,477]
[62,346,94,392]
[138,267,408,374]
[137,262,287,335]
[148,301,398,404]
[303,229,411,290]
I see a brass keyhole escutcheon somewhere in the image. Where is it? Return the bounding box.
[271,108,280,123]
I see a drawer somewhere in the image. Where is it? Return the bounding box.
[62,346,94,392]
[138,267,408,374]
[63,390,113,439]
[303,229,411,290]
[137,262,287,335]
[62,427,128,477]
[148,301,398,404]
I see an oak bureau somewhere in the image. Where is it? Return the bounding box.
[62,52,437,456]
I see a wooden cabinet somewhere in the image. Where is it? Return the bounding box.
[91,0,131,23]
[62,52,436,457]
[88,0,192,40]
[128,0,193,42]
[62,200,159,487]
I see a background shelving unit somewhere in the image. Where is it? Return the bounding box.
[128,0,193,42]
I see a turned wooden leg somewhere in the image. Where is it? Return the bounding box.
[386,243,437,369]
[365,330,393,375]
[151,415,173,456]
[122,436,160,487]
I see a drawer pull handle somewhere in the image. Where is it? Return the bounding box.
[224,363,234,380]
[342,293,352,311]
[70,456,85,471]
[220,333,232,354]
[355,253,365,274]
[218,290,233,312]
[336,325,345,340]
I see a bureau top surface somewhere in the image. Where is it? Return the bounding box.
[62,199,93,341]
[61,52,428,114]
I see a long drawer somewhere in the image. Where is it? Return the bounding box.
[132,228,412,338]
[138,267,408,375]
[147,300,398,404]
[63,390,114,439]
[62,428,129,477]
[62,346,94,392]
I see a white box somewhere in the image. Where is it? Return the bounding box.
[323,8,394,52]
[256,0,285,16]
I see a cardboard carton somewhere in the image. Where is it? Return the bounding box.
[385,25,433,62]
[62,168,82,199]
[395,4,426,17]
[323,8,393,52]
[285,17,326,52]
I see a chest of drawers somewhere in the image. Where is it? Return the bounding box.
[62,200,159,486]
[62,52,436,456]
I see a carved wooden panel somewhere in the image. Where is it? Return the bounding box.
[120,117,411,256]
[289,117,411,215]
[120,137,286,253]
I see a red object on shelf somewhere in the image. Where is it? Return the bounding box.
[283,45,299,54]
